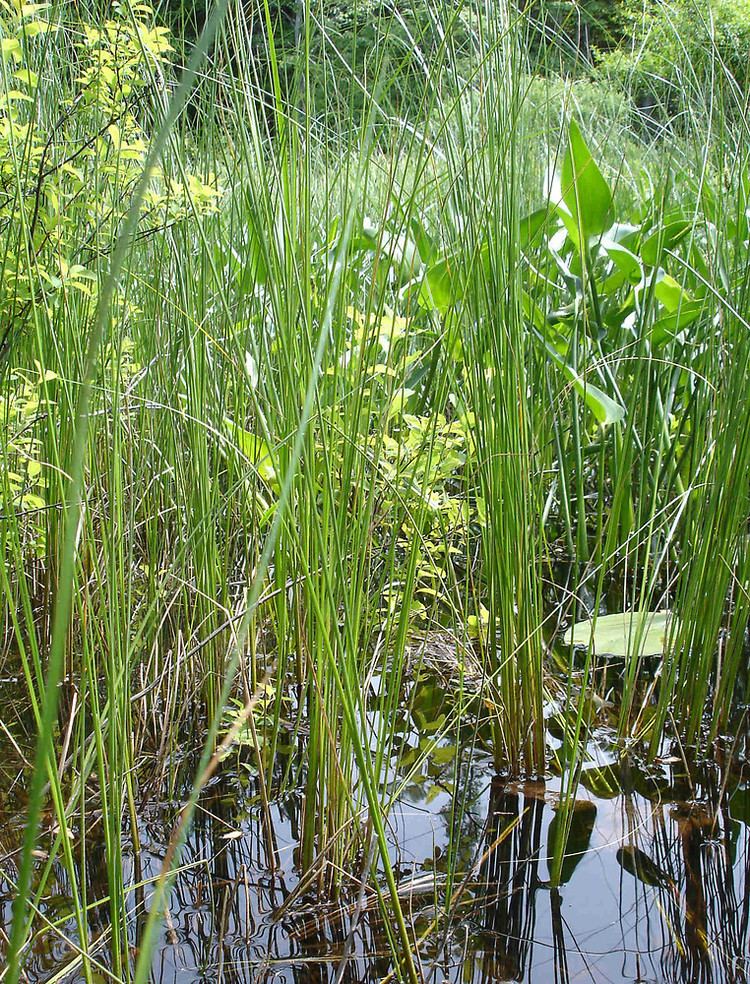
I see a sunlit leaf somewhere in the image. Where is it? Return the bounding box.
[560,119,614,241]
[0,37,22,61]
[564,610,677,657]
[418,255,460,313]
[224,418,277,488]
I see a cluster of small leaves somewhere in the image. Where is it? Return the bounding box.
[382,408,469,511]
[322,0,383,34]
[326,303,473,622]
[0,0,219,349]
[0,363,57,556]
[219,684,290,776]
[0,1,220,557]
[76,6,173,113]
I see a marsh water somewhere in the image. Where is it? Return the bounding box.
[1,665,748,984]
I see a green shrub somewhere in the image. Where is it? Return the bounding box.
[161,0,485,124]
[596,0,750,120]
[0,0,216,569]
[0,0,217,357]
[522,0,631,71]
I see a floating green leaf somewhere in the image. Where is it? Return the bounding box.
[564,610,676,657]
[617,845,673,889]
[579,763,622,799]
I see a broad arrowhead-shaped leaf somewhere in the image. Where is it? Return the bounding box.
[560,119,613,242]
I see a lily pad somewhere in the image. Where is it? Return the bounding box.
[563,610,676,657]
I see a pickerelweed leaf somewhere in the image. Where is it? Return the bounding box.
[640,219,692,266]
[520,206,553,249]
[653,272,690,312]
[650,299,705,346]
[418,255,460,312]
[605,241,642,283]
[538,335,626,425]
[570,374,626,426]
[560,119,614,242]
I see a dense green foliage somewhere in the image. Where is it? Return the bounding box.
[0,0,748,979]
[597,0,750,114]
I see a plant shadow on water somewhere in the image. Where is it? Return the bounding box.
[0,672,748,984]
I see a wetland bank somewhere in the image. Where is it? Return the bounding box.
[0,0,749,980]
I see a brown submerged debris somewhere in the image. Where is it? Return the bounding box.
[405,629,485,692]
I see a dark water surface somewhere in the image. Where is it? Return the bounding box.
[1,725,748,984]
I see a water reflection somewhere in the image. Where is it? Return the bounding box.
[616,794,750,984]
[0,751,748,982]
[470,779,544,982]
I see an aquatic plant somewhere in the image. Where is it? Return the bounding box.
[0,0,749,978]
